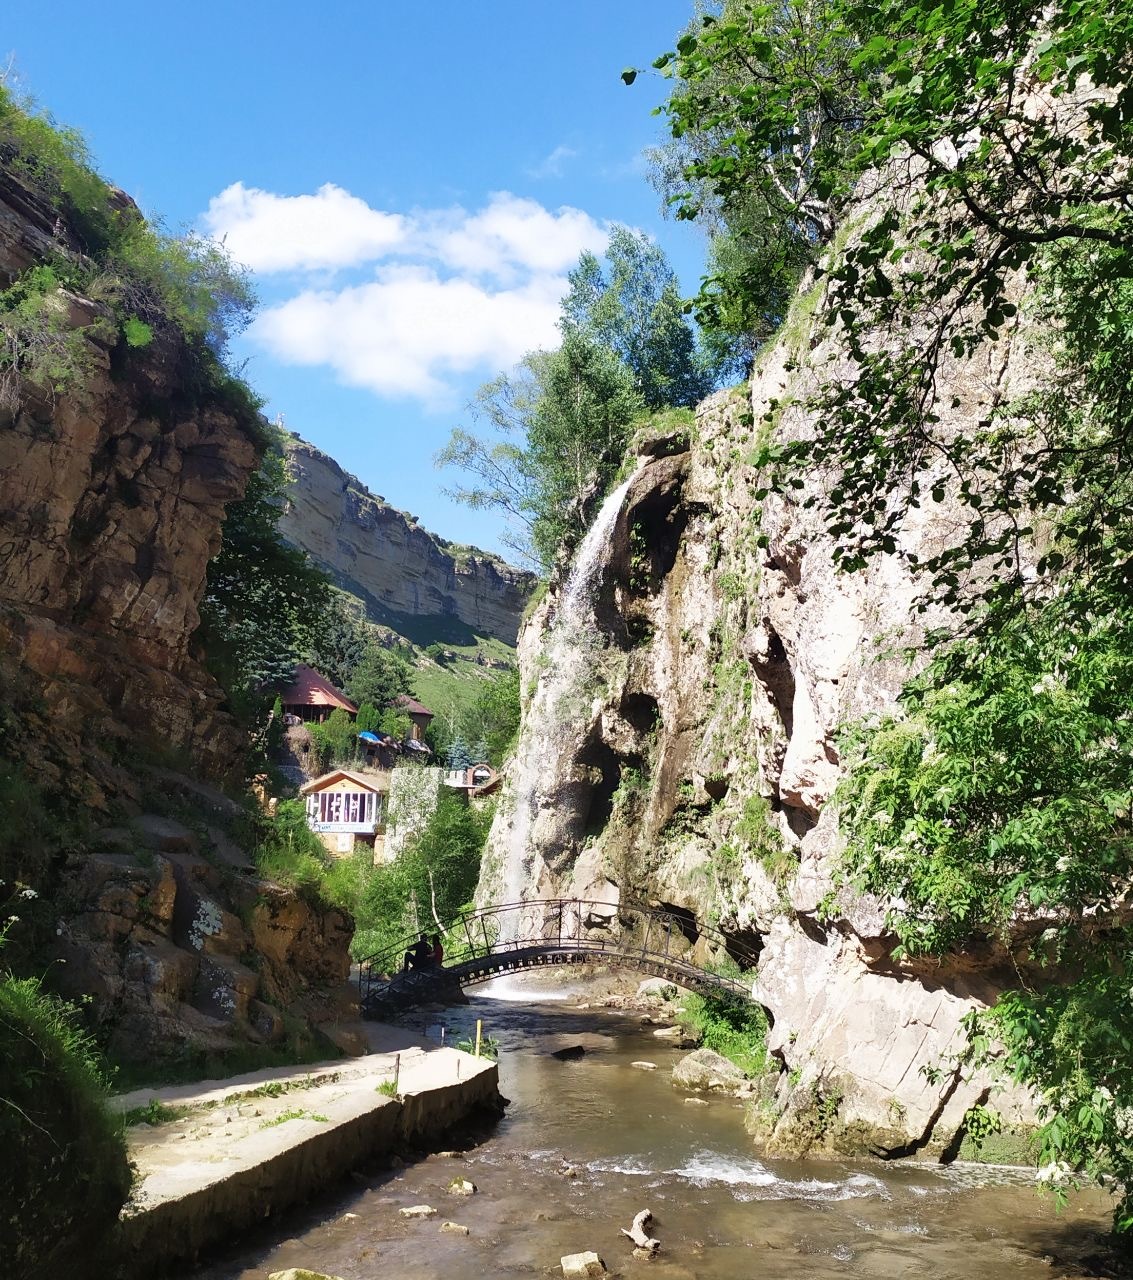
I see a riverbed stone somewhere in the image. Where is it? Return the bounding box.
[631,1061,658,1070]
[399,1204,437,1219]
[672,1048,746,1092]
[440,1221,470,1234]
[268,1271,347,1280]
[637,978,678,1000]
[448,1177,476,1195]
[561,1251,607,1278]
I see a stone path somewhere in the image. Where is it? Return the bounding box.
[113,1021,500,1275]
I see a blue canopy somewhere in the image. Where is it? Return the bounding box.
[357,731,381,744]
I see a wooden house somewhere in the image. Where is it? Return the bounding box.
[300,767,390,856]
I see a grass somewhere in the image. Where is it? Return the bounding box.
[376,1078,399,1097]
[261,1107,329,1128]
[120,1099,191,1128]
[679,992,768,1077]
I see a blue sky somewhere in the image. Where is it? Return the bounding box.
[5,2,708,559]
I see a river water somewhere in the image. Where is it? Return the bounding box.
[188,985,1115,1280]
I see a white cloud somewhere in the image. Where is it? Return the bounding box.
[526,144,579,179]
[427,192,607,279]
[202,182,407,272]
[252,265,568,406]
[203,183,610,404]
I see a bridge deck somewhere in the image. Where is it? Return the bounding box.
[358,902,758,1019]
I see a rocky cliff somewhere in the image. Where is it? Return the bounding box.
[0,164,355,1067]
[279,434,535,646]
[482,258,1042,1157]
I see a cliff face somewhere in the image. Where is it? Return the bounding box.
[483,261,1042,1156]
[0,171,256,786]
[279,435,535,646]
[0,167,355,1065]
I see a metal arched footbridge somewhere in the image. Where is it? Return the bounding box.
[357,899,760,1019]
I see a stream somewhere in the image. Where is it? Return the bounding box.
[187,983,1115,1280]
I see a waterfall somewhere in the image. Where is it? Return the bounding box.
[498,473,637,914]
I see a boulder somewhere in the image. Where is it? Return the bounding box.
[440,1221,470,1235]
[399,1204,437,1219]
[268,1271,346,1280]
[672,1048,746,1092]
[447,1177,476,1196]
[631,1061,657,1071]
[637,978,678,1000]
[551,1044,586,1060]
[561,1252,607,1279]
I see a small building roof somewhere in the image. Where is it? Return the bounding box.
[277,664,358,714]
[396,693,435,719]
[300,768,389,795]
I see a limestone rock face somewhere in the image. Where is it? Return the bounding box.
[53,816,355,1064]
[482,241,1042,1152]
[279,435,535,645]
[0,172,257,785]
[0,170,354,1062]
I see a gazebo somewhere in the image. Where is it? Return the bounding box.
[276,664,358,724]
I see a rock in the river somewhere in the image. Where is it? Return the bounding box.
[269,1271,347,1280]
[399,1204,437,1219]
[653,1025,699,1046]
[561,1251,607,1278]
[672,1048,746,1092]
[440,1221,470,1235]
[448,1177,476,1196]
[637,978,678,1000]
[631,1061,658,1071]
[551,1044,587,1060]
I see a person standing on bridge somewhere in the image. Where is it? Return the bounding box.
[432,933,444,967]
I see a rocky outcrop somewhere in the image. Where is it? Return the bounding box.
[0,166,353,1061]
[54,807,354,1063]
[0,172,259,788]
[279,435,534,645]
[483,261,1042,1153]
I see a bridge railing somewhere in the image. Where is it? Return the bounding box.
[356,898,759,1009]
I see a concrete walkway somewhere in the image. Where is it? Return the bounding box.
[114,1021,500,1276]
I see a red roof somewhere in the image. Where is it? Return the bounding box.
[276,664,358,714]
[396,693,434,719]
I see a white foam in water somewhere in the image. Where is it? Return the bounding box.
[475,975,571,1002]
[587,1149,889,1203]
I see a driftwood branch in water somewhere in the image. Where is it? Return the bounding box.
[620,1209,660,1252]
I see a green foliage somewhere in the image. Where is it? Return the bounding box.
[120,1099,188,1128]
[304,599,369,692]
[439,332,642,572]
[0,265,97,409]
[561,225,718,408]
[679,992,768,1075]
[0,84,255,370]
[307,707,358,773]
[355,702,380,734]
[0,925,131,1273]
[347,643,415,711]
[838,601,1133,959]
[352,790,492,960]
[247,799,341,905]
[453,1029,500,1060]
[198,425,334,713]
[377,708,412,741]
[643,0,862,360]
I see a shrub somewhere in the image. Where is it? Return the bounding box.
[0,969,131,1274]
